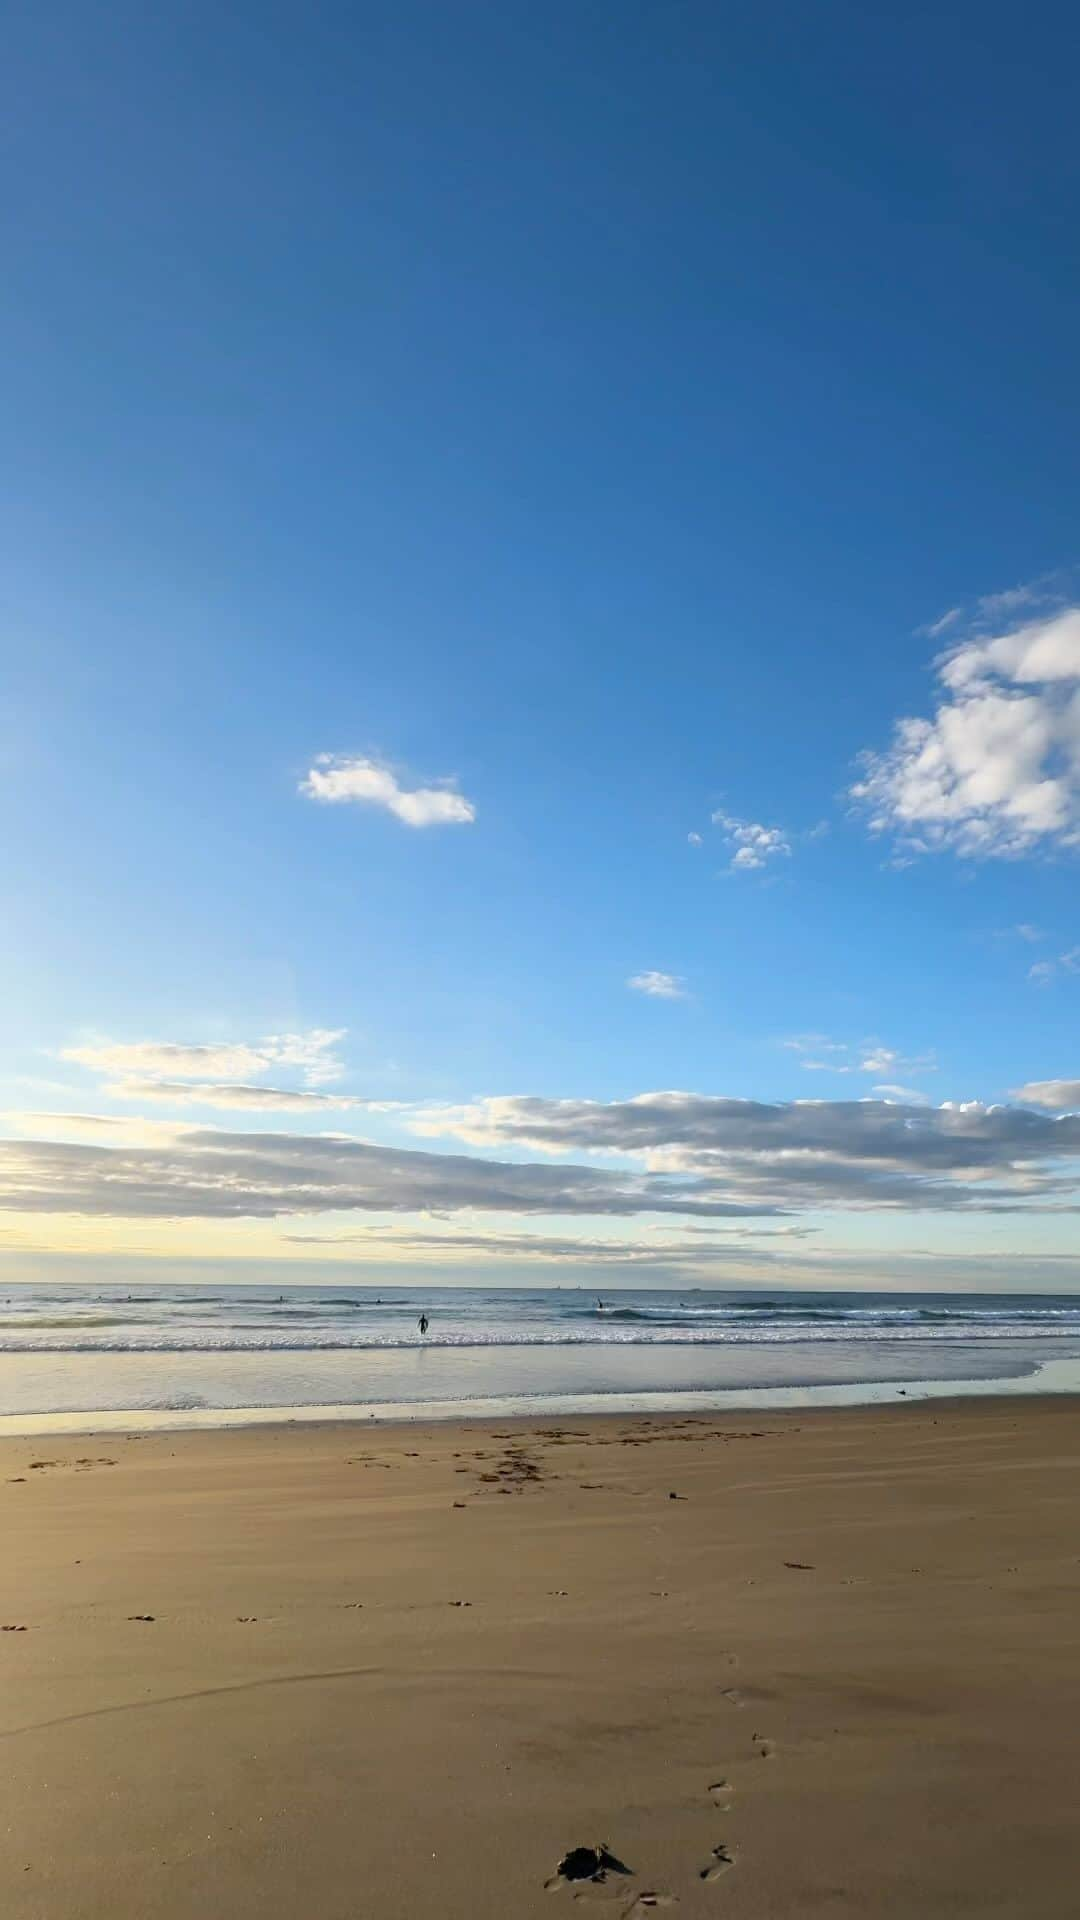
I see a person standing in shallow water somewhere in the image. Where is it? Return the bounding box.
[417,1313,429,1336]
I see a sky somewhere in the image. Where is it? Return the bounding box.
[3,0,1080,1292]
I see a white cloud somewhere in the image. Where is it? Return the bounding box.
[1013,1080,1080,1111]
[872,1084,931,1105]
[852,606,1080,859]
[628,971,687,1000]
[687,831,703,846]
[301,756,476,827]
[1014,923,1045,942]
[712,811,791,871]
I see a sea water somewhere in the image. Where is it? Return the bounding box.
[3,1283,1080,1431]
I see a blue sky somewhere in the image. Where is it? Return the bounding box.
[4,0,1079,1289]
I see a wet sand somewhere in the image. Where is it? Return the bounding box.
[3,1398,1079,1917]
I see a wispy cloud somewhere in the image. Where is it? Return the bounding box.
[0,1112,189,1145]
[922,606,963,639]
[921,574,1069,641]
[852,603,1080,859]
[712,811,791,872]
[64,1040,268,1080]
[782,1036,936,1077]
[62,1029,347,1091]
[974,578,1062,623]
[858,1044,937,1076]
[284,1225,801,1268]
[105,1079,359,1112]
[628,971,687,1000]
[301,755,476,827]
[783,1035,850,1061]
[1029,947,1080,986]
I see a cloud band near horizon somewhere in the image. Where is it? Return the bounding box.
[3,1088,1080,1223]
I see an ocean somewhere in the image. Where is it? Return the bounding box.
[3,1282,1080,1432]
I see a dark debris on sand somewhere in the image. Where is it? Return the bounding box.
[554,1843,633,1884]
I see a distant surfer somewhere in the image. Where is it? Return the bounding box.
[596,1297,605,1311]
[418,1313,429,1337]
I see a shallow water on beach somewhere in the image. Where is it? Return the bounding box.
[3,1282,1080,1429]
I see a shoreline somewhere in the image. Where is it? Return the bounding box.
[4,1348,1080,1435]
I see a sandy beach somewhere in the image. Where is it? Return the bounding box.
[3,1399,1079,1918]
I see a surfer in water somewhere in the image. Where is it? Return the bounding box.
[596,1297,605,1311]
[417,1312,429,1337]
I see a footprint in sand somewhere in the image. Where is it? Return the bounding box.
[128,1614,156,1623]
[700,1844,736,1883]
[751,1735,775,1758]
[625,1895,678,1914]
[708,1780,734,1809]
[719,1687,744,1707]
[2,1624,28,1632]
